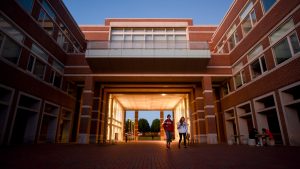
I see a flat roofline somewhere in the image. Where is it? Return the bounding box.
[105,18,194,26]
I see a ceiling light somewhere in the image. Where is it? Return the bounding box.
[161,93,166,96]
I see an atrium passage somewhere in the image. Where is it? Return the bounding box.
[75,78,222,145]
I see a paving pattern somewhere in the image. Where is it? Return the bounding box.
[0,141,299,169]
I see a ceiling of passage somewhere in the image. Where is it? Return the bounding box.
[113,93,186,110]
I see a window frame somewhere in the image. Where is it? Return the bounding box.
[249,55,267,79]
[260,0,277,14]
[233,70,246,89]
[272,31,300,65]
[26,54,47,80]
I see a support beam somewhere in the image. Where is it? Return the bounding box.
[134,110,138,141]
[160,110,164,140]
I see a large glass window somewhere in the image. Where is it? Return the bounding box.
[15,0,34,13]
[272,32,300,65]
[261,0,277,13]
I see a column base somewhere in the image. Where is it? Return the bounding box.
[89,134,97,144]
[200,134,207,143]
[207,133,218,144]
[78,133,90,144]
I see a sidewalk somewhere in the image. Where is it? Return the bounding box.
[0,141,299,169]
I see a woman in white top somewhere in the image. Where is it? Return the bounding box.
[177,116,188,148]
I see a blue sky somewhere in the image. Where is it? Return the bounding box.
[63,0,233,25]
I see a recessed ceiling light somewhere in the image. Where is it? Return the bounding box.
[161,93,166,96]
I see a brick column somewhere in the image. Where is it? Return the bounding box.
[160,110,164,140]
[134,110,138,141]
[202,76,218,144]
[90,83,101,143]
[194,85,206,143]
[78,77,94,144]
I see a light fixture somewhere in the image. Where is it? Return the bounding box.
[161,93,166,96]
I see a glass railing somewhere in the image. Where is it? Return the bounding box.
[86,40,211,58]
[87,40,209,50]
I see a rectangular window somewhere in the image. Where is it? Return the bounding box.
[261,0,277,13]
[241,10,257,35]
[15,0,34,13]
[222,82,231,96]
[269,19,294,44]
[53,72,62,88]
[31,43,48,61]
[290,33,300,54]
[0,36,22,64]
[0,16,25,43]
[32,58,46,79]
[234,70,246,89]
[250,56,267,79]
[41,0,56,20]
[38,9,54,36]
[248,44,263,61]
[228,31,239,50]
[273,32,300,64]
[27,55,35,71]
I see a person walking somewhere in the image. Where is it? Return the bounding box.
[177,116,188,148]
[162,114,174,149]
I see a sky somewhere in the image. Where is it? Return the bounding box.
[63,0,234,25]
[62,0,233,124]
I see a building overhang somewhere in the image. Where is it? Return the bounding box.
[85,41,211,73]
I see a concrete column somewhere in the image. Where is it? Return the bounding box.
[134,110,138,141]
[160,110,164,140]
[202,76,218,144]
[78,77,94,144]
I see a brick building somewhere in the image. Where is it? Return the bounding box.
[0,0,299,146]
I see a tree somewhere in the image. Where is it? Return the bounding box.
[151,119,161,132]
[138,118,150,133]
[125,119,134,133]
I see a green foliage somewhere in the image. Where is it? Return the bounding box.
[125,119,134,133]
[138,118,150,133]
[150,119,161,132]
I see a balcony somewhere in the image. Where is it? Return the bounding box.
[85,40,211,74]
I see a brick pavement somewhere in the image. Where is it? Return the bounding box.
[0,141,299,169]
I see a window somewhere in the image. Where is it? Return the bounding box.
[38,9,54,36]
[27,55,46,79]
[41,0,56,20]
[222,81,232,96]
[0,35,22,64]
[15,0,34,13]
[247,44,263,61]
[233,61,245,89]
[269,19,299,65]
[31,43,48,61]
[273,32,300,64]
[227,25,239,51]
[49,70,62,88]
[250,56,267,79]
[0,15,25,43]
[269,19,294,44]
[234,70,246,89]
[261,0,277,13]
[240,1,258,34]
